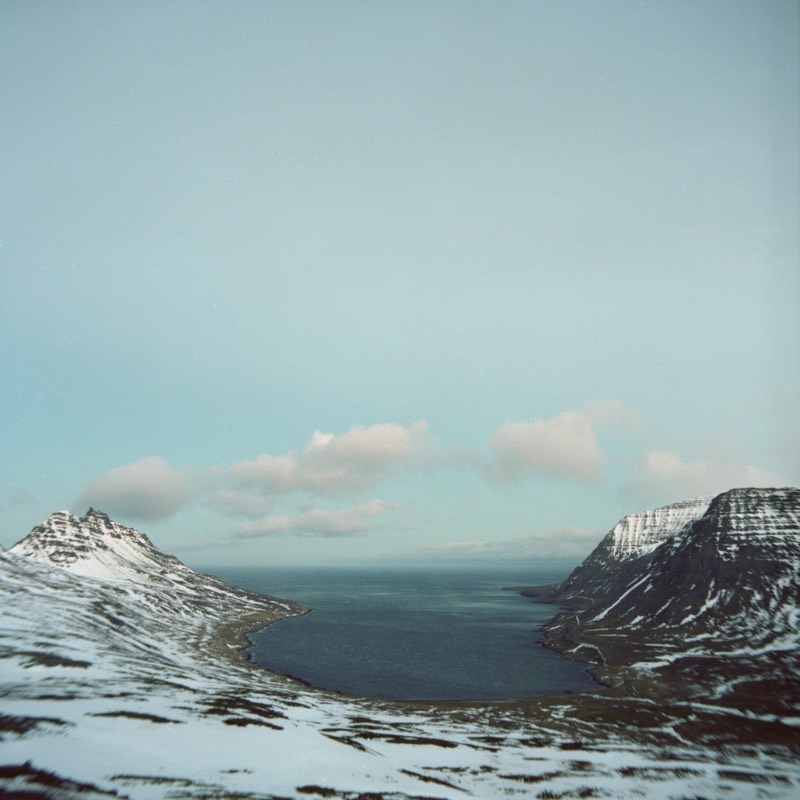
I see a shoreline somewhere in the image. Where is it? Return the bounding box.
[207,604,311,671]
[208,581,607,710]
[192,579,800,753]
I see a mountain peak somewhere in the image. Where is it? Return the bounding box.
[9,508,177,581]
[605,495,713,560]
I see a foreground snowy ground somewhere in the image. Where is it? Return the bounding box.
[1,510,798,799]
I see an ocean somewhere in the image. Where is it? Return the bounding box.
[211,563,598,702]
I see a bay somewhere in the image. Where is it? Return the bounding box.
[212,564,598,702]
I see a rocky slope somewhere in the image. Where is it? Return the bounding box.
[531,495,713,610]
[528,488,800,716]
[1,503,799,799]
[12,507,298,614]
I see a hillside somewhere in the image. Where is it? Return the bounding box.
[1,498,798,798]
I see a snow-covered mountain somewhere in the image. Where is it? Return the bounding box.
[2,502,799,799]
[533,488,800,714]
[537,495,713,610]
[11,508,190,579]
[8,508,304,642]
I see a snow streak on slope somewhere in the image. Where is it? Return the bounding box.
[606,496,712,559]
[548,495,712,610]
[580,488,800,645]
[2,506,799,799]
[540,488,800,725]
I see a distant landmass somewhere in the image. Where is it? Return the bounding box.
[1,490,798,798]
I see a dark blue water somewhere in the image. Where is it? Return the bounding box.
[212,564,597,701]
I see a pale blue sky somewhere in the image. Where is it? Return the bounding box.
[2,1,798,566]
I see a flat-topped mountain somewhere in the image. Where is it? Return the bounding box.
[532,494,713,610]
[526,487,800,714]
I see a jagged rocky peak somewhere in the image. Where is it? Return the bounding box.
[9,507,181,581]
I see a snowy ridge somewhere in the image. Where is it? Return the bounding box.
[2,505,799,798]
[606,496,712,559]
[541,488,800,713]
[548,495,713,611]
[8,508,301,636]
[12,508,193,581]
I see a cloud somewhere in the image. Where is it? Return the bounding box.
[77,457,190,522]
[488,411,605,481]
[230,421,429,494]
[203,489,273,520]
[631,449,787,503]
[234,499,398,538]
[408,527,600,561]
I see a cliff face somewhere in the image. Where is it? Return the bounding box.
[599,488,800,643]
[547,495,712,609]
[536,488,800,714]
[546,488,799,647]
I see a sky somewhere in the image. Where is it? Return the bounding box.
[1,0,798,568]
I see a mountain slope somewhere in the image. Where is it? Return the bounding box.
[8,508,303,639]
[534,488,800,715]
[2,504,799,798]
[541,495,712,610]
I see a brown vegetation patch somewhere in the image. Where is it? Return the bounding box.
[21,651,91,669]
[400,768,466,791]
[356,732,459,748]
[717,769,790,785]
[90,710,183,724]
[0,761,118,797]
[201,694,287,721]
[222,716,283,730]
[616,766,704,781]
[499,770,567,784]
[0,714,70,737]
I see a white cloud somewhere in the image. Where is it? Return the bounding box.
[632,449,787,502]
[77,457,189,522]
[234,499,398,538]
[230,421,429,494]
[488,411,605,482]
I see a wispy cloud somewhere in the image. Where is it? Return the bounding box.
[1,485,40,512]
[72,405,653,546]
[76,457,190,522]
[73,406,643,533]
[72,421,428,532]
[234,499,398,538]
[487,411,606,482]
[629,449,787,503]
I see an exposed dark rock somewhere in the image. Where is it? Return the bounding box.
[527,488,800,718]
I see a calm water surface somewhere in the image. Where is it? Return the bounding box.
[212,564,597,701]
